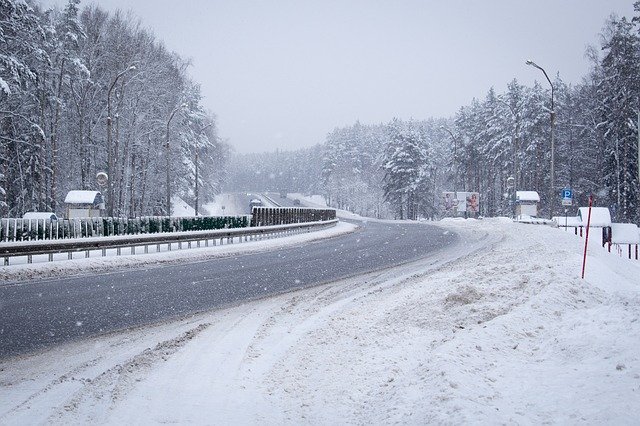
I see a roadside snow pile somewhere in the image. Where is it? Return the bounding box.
[287,193,327,207]
[1,219,639,424]
[203,193,248,216]
[170,196,195,217]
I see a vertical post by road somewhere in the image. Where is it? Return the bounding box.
[165,104,186,216]
[195,123,213,217]
[526,60,555,219]
[581,195,593,279]
[106,65,136,218]
[443,127,458,215]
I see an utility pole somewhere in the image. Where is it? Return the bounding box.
[165,103,186,216]
[195,123,212,216]
[442,127,459,216]
[106,65,136,217]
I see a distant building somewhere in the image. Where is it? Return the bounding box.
[515,191,540,218]
[64,190,105,218]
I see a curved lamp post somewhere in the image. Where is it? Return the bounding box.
[442,127,458,194]
[526,59,555,219]
[195,123,213,216]
[106,65,136,217]
[165,103,187,216]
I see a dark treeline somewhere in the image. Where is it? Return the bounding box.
[1,0,229,218]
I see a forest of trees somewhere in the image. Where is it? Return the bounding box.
[226,146,323,196]
[319,8,640,223]
[1,0,229,218]
[3,1,639,224]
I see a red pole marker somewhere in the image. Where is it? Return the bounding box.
[581,195,593,279]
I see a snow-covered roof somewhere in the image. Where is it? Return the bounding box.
[516,191,540,202]
[23,212,58,220]
[577,207,611,227]
[64,190,103,205]
[611,223,640,244]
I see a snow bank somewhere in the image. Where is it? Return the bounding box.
[1,219,639,424]
[170,196,195,217]
[202,193,247,216]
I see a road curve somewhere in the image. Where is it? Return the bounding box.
[0,219,458,358]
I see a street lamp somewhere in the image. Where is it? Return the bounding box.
[442,127,458,194]
[526,59,555,219]
[165,103,187,216]
[106,65,136,217]
[194,123,212,216]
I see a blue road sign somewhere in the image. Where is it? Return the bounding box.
[561,188,573,206]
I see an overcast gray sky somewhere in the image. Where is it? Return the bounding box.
[43,0,635,153]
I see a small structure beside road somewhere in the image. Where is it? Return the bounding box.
[515,191,540,219]
[64,190,105,218]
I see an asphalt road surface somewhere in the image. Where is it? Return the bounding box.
[0,219,458,358]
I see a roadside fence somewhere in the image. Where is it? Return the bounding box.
[0,215,249,243]
[250,207,336,227]
[0,207,339,265]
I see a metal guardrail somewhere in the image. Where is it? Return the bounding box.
[251,206,336,227]
[0,215,250,243]
[0,219,338,266]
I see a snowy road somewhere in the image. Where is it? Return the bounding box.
[0,219,457,358]
[2,218,639,424]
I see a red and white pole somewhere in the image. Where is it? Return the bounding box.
[581,195,593,279]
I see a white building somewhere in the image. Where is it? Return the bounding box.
[64,191,105,218]
[515,191,540,218]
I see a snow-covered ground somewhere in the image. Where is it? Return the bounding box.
[1,218,639,424]
[203,193,250,216]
